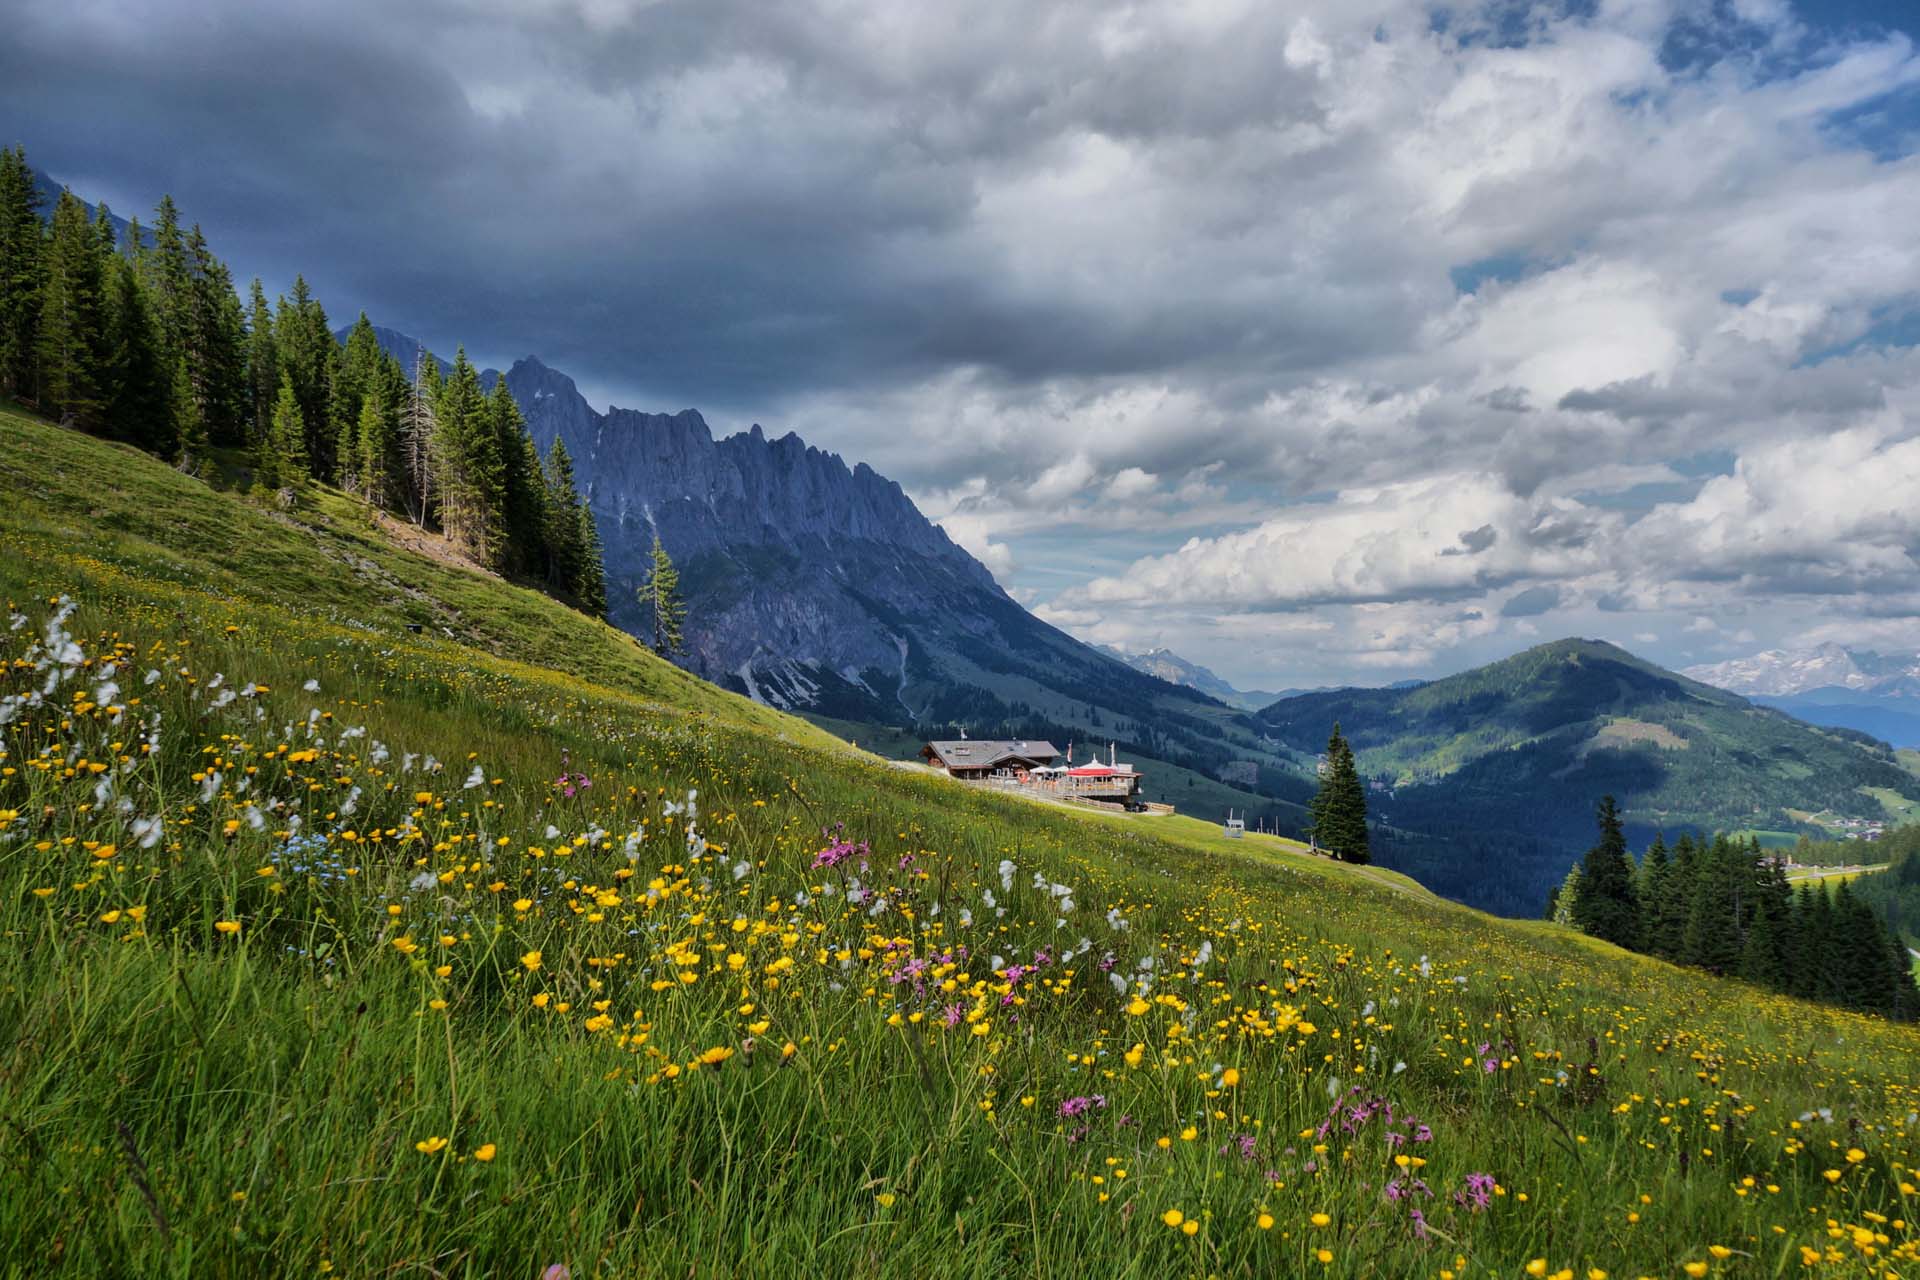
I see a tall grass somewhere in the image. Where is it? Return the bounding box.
[1,409,1917,1278]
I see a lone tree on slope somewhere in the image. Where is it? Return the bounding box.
[1310,722,1371,865]
[638,533,687,658]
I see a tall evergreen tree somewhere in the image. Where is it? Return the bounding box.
[573,499,607,617]
[182,224,247,446]
[638,533,686,656]
[543,436,586,588]
[402,349,440,525]
[102,255,172,453]
[1572,795,1639,947]
[1309,724,1370,864]
[255,375,309,492]
[245,278,277,442]
[276,276,336,479]
[1738,899,1781,987]
[487,376,545,574]
[433,349,503,560]
[0,146,44,398]
[333,313,384,491]
[34,190,108,426]
[1636,834,1669,953]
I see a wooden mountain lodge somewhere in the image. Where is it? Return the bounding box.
[921,738,1149,809]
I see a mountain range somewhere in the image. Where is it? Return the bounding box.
[351,327,1308,816]
[1256,638,1920,914]
[352,327,1920,917]
[1684,644,1920,748]
[1095,645,1281,710]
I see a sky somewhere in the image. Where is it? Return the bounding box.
[8,0,1920,691]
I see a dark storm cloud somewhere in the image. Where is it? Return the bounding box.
[11,0,1920,690]
[0,0,1424,423]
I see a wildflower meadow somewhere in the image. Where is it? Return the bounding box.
[1,406,1917,1277]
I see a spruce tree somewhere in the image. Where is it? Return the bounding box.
[1572,795,1639,948]
[169,353,207,465]
[34,190,108,426]
[1636,835,1669,954]
[487,376,545,574]
[574,500,607,617]
[1329,736,1370,864]
[245,278,277,442]
[356,390,394,510]
[0,146,44,398]
[1738,899,1781,987]
[434,349,502,561]
[1550,863,1583,926]
[102,255,173,454]
[639,533,687,656]
[543,436,587,588]
[276,276,335,479]
[402,350,439,525]
[1308,724,1370,863]
[333,313,384,490]
[256,375,308,492]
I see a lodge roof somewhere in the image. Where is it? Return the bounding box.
[923,739,1061,769]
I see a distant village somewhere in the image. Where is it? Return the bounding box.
[920,736,1173,814]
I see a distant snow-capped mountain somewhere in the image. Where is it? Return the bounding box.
[1095,644,1279,711]
[1683,644,1920,748]
[1683,644,1920,699]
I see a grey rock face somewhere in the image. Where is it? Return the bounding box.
[503,356,1059,716]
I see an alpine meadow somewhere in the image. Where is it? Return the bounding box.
[9,0,1920,1277]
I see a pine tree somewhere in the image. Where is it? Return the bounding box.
[1635,834,1669,953]
[144,195,190,365]
[1738,899,1781,987]
[1550,863,1583,926]
[102,254,173,454]
[487,376,545,574]
[0,146,44,398]
[574,500,607,617]
[276,276,335,480]
[1572,795,1639,947]
[543,437,586,587]
[169,353,207,465]
[356,389,394,510]
[402,349,439,525]
[256,375,308,493]
[1655,834,1699,962]
[245,278,277,442]
[189,226,246,445]
[34,190,108,426]
[639,534,687,656]
[433,349,503,560]
[1308,724,1370,864]
[333,313,384,492]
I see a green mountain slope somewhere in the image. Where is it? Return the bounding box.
[1256,639,1920,914]
[4,404,1918,1278]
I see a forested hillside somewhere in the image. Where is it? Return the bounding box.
[1256,639,1920,914]
[0,147,606,613]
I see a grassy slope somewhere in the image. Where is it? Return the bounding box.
[3,406,1918,1278]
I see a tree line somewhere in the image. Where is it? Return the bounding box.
[0,146,605,615]
[1553,796,1920,1019]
